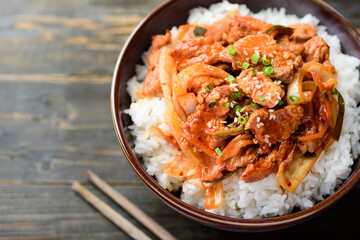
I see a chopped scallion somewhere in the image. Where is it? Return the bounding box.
[331,89,336,95]
[262,58,271,66]
[205,84,213,92]
[215,147,223,157]
[238,116,246,125]
[228,45,236,55]
[226,75,235,83]
[263,66,274,76]
[251,102,258,108]
[278,99,284,106]
[208,100,217,108]
[233,105,242,114]
[323,90,329,100]
[231,92,241,100]
[222,102,230,107]
[192,26,207,37]
[242,62,250,70]
[251,68,256,77]
[258,96,266,102]
[289,95,300,103]
[251,54,260,63]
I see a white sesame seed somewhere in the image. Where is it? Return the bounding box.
[230,83,238,87]
[273,51,278,54]
[244,50,248,55]
[269,53,274,58]
[269,109,274,113]
[265,134,270,138]
[257,124,260,128]
[257,117,260,122]
[236,111,240,117]
[207,122,212,127]
[234,117,238,122]
[265,138,269,143]
[263,54,266,59]
[240,108,245,112]
[234,88,239,91]
[256,85,261,89]
[254,46,259,50]
[259,122,264,127]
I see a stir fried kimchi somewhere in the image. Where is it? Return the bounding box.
[138,11,344,210]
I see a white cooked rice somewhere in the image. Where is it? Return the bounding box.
[125,0,360,218]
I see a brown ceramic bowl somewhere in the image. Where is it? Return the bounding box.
[111,0,360,232]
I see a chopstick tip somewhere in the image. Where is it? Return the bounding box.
[71,181,81,190]
[85,170,94,177]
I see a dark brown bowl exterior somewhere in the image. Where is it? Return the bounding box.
[111,0,360,232]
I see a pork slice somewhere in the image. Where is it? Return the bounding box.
[245,105,303,144]
[231,34,303,83]
[237,69,284,108]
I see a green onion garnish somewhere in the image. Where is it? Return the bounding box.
[258,96,266,102]
[205,84,213,92]
[192,26,207,37]
[289,95,300,103]
[278,99,284,106]
[331,89,336,95]
[233,105,242,114]
[226,75,235,83]
[323,90,329,100]
[228,45,236,55]
[262,58,271,66]
[251,54,260,63]
[222,102,230,107]
[242,62,250,70]
[238,116,246,125]
[215,147,223,157]
[251,68,256,77]
[263,66,274,76]
[251,102,258,108]
[231,92,241,100]
[208,100,217,108]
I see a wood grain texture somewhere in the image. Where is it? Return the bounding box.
[0,0,359,239]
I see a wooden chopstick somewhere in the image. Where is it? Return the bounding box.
[86,170,176,240]
[72,181,152,240]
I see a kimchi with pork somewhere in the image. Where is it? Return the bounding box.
[138,11,344,210]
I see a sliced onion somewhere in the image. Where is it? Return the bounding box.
[204,182,223,210]
[163,154,201,178]
[174,64,229,117]
[303,62,337,90]
[287,70,305,105]
[276,150,319,193]
[302,81,317,102]
[216,134,253,164]
[159,47,210,166]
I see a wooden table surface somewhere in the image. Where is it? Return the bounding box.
[0,0,359,239]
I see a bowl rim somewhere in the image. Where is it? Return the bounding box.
[111,0,360,231]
